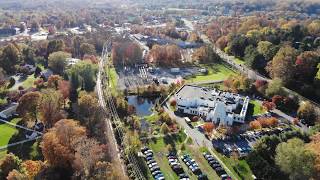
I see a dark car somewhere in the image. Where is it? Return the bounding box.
[198,174,208,180]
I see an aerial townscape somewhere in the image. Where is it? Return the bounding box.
[0,0,320,180]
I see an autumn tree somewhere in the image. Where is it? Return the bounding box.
[21,160,44,179]
[0,43,21,74]
[16,91,41,126]
[48,51,71,75]
[148,44,181,66]
[0,153,22,179]
[306,133,320,178]
[72,137,106,178]
[192,45,220,63]
[249,120,262,130]
[308,20,320,36]
[78,92,101,134]
[58,80,71,107]
[38,89,65,128]
[216,36,229,50]
[112,42,142,66]
[6,170,26,180]
[275,138,315,180]
[295,51,320,82]
[266,46,297,85]
[40,119,86,168]
[262,101,276,111]
[203,122,215,135]
[80,43,96,58]
[47,75,63,89]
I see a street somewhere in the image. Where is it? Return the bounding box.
[163,105,239,180]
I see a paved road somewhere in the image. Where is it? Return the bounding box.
[163,105,239,180]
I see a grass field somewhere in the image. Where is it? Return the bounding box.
[208,148,255,180]
[107,66,119,95]
[147,132,187,180]
[186,63,237,83]
[250,100,266,116]
[0,118,21,147]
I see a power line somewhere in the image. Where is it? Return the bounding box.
[98,40,146,180]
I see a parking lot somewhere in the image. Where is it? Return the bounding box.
[116,65,200,90]
[212,126,294,157]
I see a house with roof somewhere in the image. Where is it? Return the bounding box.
[175,85,250,126]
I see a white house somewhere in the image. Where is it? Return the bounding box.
[175,86,250,126]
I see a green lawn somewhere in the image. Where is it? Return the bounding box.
[107,66,119,95]
[0,118,21,147]
[233,58,245,65]
[250,100,266,116]
[10,74,36,91]
[144,113,160,123]
[186,64,237,83]
[147,132,187,180]
[209,148,255,180]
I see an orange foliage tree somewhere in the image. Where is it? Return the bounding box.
[203,122,215,135]
[40,119,86,168]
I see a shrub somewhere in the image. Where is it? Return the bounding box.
[7,77,15,88]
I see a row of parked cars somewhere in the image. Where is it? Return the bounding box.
[202,152,231,180]
[242,126,293,142]
[166,152,189,180]
[181,154,208,180]
[141,147,165,180]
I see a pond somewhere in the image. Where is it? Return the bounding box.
[127,95,157,116]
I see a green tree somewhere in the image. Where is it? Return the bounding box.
[68,61,97,91]
[244,45,265,70]
[265,78,284,97]
[228,34,248,57]
[48,51,71,75]
[47,40,65,56]
[21,46,36,65]
[275,138,315,180]
[0,43,21,74]
[257,41,279,61]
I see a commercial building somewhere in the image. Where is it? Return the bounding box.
[175,85,250,126]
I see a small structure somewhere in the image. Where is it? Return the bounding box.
[0,103,18,120]
[40,69,53,81]
[66,58,81,67]
[175,85,250,126]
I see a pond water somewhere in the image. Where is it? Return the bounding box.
[127,95,157,116]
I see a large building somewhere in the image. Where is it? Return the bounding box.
[175,85,250,126]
